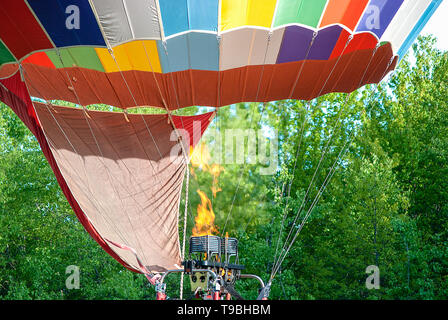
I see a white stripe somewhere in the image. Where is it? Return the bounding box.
[125,0,161,40]
[380,0,432,53]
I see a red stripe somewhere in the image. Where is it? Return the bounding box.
[329,30,379,60]
[172,112,215,147]
[0,1,53,60]
[23,52,56,69]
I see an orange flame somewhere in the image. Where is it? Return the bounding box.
[192,190,219,236]
[190,142,224,236]
[190,143,211,171]
[190,142,224,198]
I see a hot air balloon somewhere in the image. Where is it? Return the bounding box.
[0,0,442,300]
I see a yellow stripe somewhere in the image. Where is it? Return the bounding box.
[95,40,162,73]
[220,0,278,32]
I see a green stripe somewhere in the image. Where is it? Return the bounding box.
[46,47,104,72]
[0,42,16,65]
[273,0,327,28]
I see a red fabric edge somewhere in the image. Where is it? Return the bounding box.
[0,73,138,272]
[0,73,214,274]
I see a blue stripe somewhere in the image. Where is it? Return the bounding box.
[397,0,443,59]
[159,0,189,37]
[159,0,218,37]
[187,0,219,32]
[356,0,404,39]
[157,33,219,73]
[28,0,106,47]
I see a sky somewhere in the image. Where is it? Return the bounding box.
[421,0,448,51]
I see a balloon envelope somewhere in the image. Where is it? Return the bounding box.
[0,0,442,274]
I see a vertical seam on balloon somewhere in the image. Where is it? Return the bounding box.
[310,34,353,99]
[397,0,437,59]
[317,0,331,28]
[55,49,83,106]
[386,0,422,51]
[240,29,257,101]
[245,0,250,29]
[122,0,136,39]
[73,59,104,104]
[139,40,190,269]
[353,0,373,32]
[296,0,304,26]
[217,0,223,107]
[154,0,166,42]
[270,0,280,29]
[141,42,168,108]
[88,0,114,51]
[23,0,57,49]
[287,31,319,99]
[67,48,77,67]
[255,27,274,102]
[185,2,195,107]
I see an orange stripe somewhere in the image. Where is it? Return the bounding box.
[319,0,370,31]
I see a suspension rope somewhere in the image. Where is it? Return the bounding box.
[221,16,281,237]
[21,67,135,256]
[271,100,312,270]
[270,35,355,276]
[269,50,396,282]
[269,34,322,268]
[58,49,156,267]
[270,126,354,279]
[143,24,197,296]
[222,102,267,236]
[138,38,193,298]
[277,92,351,263]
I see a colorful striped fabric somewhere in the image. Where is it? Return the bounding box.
[0,0,443,108]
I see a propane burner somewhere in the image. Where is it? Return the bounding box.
[189,235,239,261]
[182,235,245,297]
[157,235,267,300]
[185,235,243,269]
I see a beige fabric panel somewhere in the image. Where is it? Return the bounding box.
[34,103,184,272]
[220,27,285,70]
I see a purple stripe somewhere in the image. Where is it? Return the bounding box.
[277,25,343,64]
[356,0,404,38]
